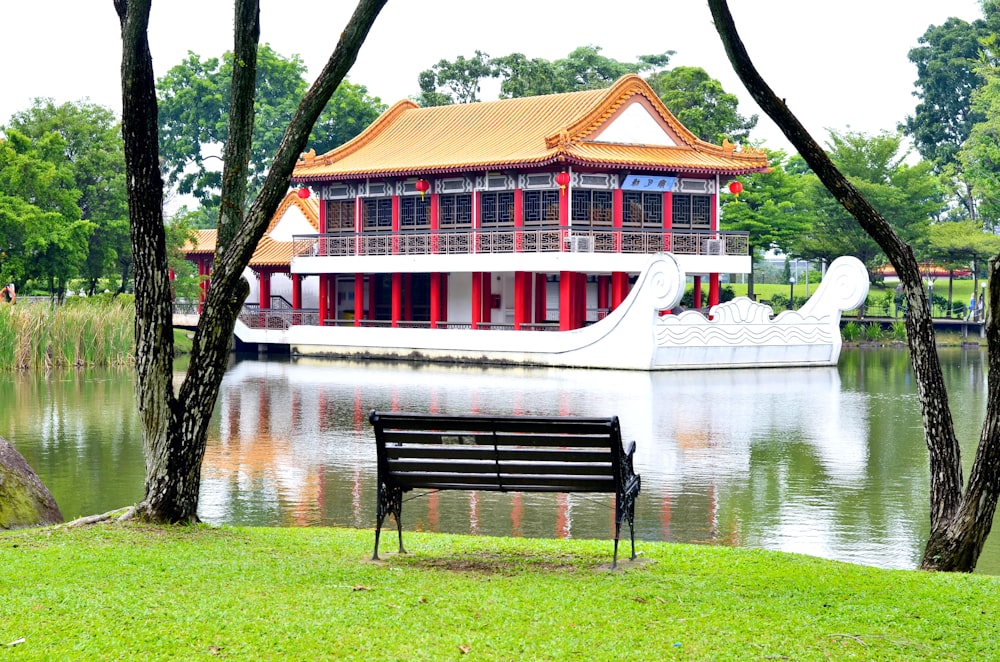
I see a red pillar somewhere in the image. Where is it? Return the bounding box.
[709,273,721,309]
[291,274,302,309]
[318,273,328,326]
[430,193,439,254]
[471,271,482,330]
[391,195,400,255]
[611,272,629,309]
[693,276,703,309]
[559,271,573,331]
[514,272,525,330]
[354,274,364,327]
[577,272,587,327]
[534,274,547,324]
[391,273,402,328]
[258,269,271,327]
[430,273,441,329]
[513,189,524,252]
[481,272,492,325]
[612,189,623,253]
[664,190,673,252]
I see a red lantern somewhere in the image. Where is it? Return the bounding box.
[415,178,430,201]
[297,187,311,199]
[728,180,743,199]
[555,171,571,196]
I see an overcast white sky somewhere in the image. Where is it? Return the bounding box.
[0,1,985,153]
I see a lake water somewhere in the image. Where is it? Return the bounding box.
[3,347,996,574]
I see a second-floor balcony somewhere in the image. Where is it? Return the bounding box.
[291,227,749,261]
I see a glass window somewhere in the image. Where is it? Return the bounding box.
[671,194,712,229]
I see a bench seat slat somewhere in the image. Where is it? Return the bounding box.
[391,473,616,491]
[385,446,613,462]
[387,460,614,476]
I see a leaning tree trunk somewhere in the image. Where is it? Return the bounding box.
[116,0,388,522]
[708,0,1000,571]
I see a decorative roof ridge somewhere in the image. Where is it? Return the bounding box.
[269,191,320,234]
[543,74,766,162]
[297,99,420,169]
[544,74,703,150]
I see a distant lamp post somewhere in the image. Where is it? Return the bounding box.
[789,276,796,311]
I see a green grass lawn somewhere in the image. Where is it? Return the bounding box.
[2,524,998,660]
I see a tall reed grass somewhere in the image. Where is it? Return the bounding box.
[0,299,134,370]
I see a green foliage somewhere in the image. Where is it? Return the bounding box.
[791,130,947,277]
[842,321,861,341]
[0,300,134,369]
[422,46,672,105]
[863,323,885,342]
[0,122,97,298]
[891,320,907,342]
[646,66,757,143]
[157,44,385,208]
[7,99,129,294]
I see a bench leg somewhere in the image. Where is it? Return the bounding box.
[374,482,404,560]
[613,483,640,568]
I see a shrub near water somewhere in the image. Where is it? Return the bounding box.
[0,297,134,370]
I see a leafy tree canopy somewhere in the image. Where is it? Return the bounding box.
[647,65,757,143]
[157,43,385,212]
[6,99,129,293]
[959,32,1000,230]
[418,46,672,106]
[417,47,753,144]
[792,130,947,280]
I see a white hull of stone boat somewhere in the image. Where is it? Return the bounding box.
[233,255,869,371]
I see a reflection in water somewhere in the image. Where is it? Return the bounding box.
[3,347,995,573]
[192,355,953,571]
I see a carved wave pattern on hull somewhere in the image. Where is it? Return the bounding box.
[655,324,835,347]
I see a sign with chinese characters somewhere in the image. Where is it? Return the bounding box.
[621,175,676,192]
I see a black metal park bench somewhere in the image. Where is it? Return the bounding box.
[369,410,641,567]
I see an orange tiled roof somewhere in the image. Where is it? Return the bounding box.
[183,229,218,255]
[292,75,768,181]
[267,191,321,235]
[182,191,320,268]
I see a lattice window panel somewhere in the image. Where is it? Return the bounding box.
[623,192,663,228]
[326,200,355,231]
[691,195,711,228]
[480,191,514,227]
[362,198,392,231]
[523,190,560,225]
[439,194,473,228]
[672,194,692,228]
[571,190,613,226]
[400,196,430,229]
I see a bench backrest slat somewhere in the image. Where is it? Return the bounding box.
[371,410,625,496]
[381,430,615,448]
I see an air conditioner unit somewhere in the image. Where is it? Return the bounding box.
[704,238,725,256]
[568,235,594,253]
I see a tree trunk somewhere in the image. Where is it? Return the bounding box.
[709,0,999,571]
[116,0,387,523]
